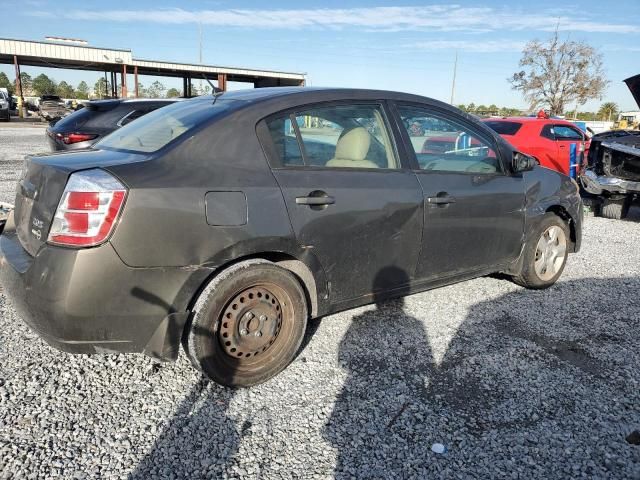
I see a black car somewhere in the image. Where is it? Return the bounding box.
[580,74,640,220]
[0,88,582,387]
[46,98,178,151]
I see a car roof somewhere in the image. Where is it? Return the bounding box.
[483,116,577,126]
[184,86,463,117]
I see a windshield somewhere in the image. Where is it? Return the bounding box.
[96,98,234,153]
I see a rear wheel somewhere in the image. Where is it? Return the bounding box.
[599,197,631,220]
[512,213,569,289]
[186,261,308,387]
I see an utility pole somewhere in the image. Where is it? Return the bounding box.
[450,51,458,105]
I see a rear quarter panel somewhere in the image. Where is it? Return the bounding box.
[107,109,298,270]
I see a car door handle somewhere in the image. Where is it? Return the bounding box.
[427,195,456,205]
[295,196,335,206]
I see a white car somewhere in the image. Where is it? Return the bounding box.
[0,90,10,122]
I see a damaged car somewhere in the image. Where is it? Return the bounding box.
[38,95,70,123]
[581,74,640,219]
[0,88,582,387]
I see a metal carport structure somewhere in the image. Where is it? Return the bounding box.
[0,37,305,100]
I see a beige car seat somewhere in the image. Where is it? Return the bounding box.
[325,127,379,168]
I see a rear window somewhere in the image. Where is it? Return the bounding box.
[96,98,233,153]
[52,108,100,131]
[484,121,523,136]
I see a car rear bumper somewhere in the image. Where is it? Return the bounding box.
[0,217,209,361]
[580,169,640,195]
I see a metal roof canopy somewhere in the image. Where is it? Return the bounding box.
[0,37,305,91]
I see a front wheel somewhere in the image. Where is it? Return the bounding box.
[185,261,308,387]
[512,213,569,289]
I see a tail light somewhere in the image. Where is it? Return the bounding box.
[47,169,127,247]
[56,132,98,145]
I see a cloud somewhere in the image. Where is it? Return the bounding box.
[27,5,639,34]
[405,40,527,53]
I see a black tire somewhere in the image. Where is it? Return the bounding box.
[600,197,631,220]
[512,213,570,289]
[185,260,308,388]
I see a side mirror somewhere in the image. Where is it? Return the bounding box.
[512,152,537,173]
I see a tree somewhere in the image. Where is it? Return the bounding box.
[487,104,498,114]
[76,81,89,99]
[136,83,147,97]
[56,81,74,98]
[456,104,467,112]
[94,77,111,99]
[166,88,181,98]
[466,103,476,112]
[509,31,608,116]
[597,102,619,121]
[0,72,13,95]
[14,72,32,96]
[32,74,57,96]
[146,80,166,98]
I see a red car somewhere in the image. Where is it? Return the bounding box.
[483,117,588,177]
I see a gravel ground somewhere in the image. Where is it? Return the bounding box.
[0,125,639,479]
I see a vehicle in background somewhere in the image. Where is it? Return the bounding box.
[0,88,15,112]
[46,98,178,151]
[613,111,640,130]
[0,88,582,387]
[38,95,69,123]
[0,90,10,121]
[483,116,587,177]
[580,74,640,220]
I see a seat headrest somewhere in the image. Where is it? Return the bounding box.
[334,127,371,161]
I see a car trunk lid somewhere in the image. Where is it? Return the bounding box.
[13,149,143,256]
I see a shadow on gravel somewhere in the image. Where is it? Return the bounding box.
[326,273,640,478]
[128,271,640,478]
[128,376,241,479]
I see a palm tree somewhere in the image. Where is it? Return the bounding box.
[598,102,619,121]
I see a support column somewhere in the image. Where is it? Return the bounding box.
[111,71,117,98]
[134,66,139,98]
[121,64,128,98]
[13,55,24,118]
[217,73,227,92]
[183,77,188,97]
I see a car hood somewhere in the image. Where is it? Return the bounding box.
[624,74,640,109]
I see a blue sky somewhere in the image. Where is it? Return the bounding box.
[2,0,639,110]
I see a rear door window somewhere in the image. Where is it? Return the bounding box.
[265,103,398,169]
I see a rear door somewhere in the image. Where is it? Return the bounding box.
[393,103,525,281]
[260,101,424,304]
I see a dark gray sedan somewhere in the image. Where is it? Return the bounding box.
[0,88,582,387]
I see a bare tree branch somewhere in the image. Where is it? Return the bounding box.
[508,31,608,116]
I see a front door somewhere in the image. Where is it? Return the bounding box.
[261,102,424,304]
[394,103,525,280]
[552,124,586,178]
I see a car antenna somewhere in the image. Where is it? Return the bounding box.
[200,74,224,104]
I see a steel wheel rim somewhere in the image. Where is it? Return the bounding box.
[534,225,567,281]
[216,282,294,371]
